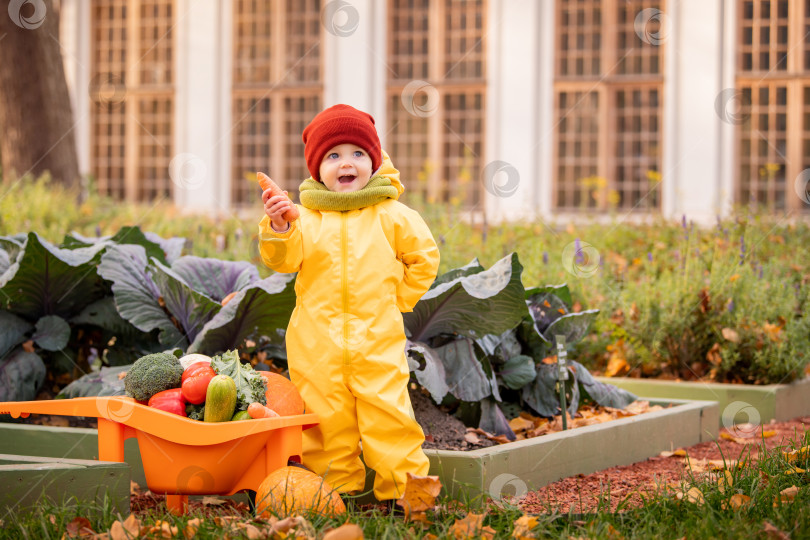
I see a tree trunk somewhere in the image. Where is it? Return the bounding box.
[0,0,80,189]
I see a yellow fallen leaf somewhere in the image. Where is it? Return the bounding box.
[686,487,705,505]
[728,493,751,510]
[717,470,733,494]
[183,518,201,540]
[109,514,141,540]
[782,446,809,463]
[762,430,777,438]
[512,515,539,539]
[509,416,535,433]
[784,466,806,475]
[396,473,442,519]
[449,513,495,539]
[322,523,364,540]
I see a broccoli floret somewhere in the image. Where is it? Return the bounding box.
[124,352,184,401]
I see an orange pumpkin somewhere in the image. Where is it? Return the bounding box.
[259,372,305,416]
[255,466,346,518]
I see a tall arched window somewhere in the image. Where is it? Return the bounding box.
[231,0,323,206]
[90,0,175,202]
[386,0,487,209]
[736,0,810,212]
[554,0,664,212]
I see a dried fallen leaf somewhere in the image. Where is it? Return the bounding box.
[773,485,799,506]
[182,518,201,540]
[148,521,179,538]
[464,432,481,444]
[129,481,140,496]
[784,466,806,475]
[449,513,494,539]
[721,328,740,343]
[509,416,535,434]
[109,514,141,540]
[322,523,364,540]
[396,473,442,519]
[512,515,539,539]
[782,445,809,463]
[681,487,705,505]
[762,521,790,540]
[65,517,96,538]
[201,496,226,506]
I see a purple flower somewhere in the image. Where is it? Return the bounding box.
[542,251,549,265]
[647,252,653,263]
[95,225,101,237]
[758,264,763,279]
[575,238,584,264]
[727,298,735,312]
[739,236,746,266]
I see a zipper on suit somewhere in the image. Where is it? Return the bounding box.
[341,212,350,365]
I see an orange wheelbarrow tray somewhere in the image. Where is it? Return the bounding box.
[0,397,318,513]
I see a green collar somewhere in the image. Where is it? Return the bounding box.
[298,175,398,211]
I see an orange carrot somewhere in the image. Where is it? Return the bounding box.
[248,402,280,419]
[257,172,300,222]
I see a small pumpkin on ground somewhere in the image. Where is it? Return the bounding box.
[255,466,346,518]
[259,372,305,416]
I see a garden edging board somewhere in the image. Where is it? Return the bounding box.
[595,377,810,427]
[0,453,129,515]
[2,398,717,506]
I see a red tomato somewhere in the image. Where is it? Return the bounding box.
[181,363,216,404]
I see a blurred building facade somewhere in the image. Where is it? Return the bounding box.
[58,0,810,222]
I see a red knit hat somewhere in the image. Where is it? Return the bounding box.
[302,104,382,182]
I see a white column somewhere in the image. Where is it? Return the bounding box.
[322,0,385,123]
[59,0,91,177]
[484,0,545,223]
[174,0,229,212]
[665,0,726,223]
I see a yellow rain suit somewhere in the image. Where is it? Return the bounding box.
[258,155,439,500]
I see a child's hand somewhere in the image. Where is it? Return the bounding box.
[263,189,292,232]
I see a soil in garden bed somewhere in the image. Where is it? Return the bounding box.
[520,416,810,514]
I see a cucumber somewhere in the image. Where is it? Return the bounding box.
[204,375,237,422]
[231,410,252,421]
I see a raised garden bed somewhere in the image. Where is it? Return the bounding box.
[595,377,810,427]
[0,452,129,515]
[361,397,719,502]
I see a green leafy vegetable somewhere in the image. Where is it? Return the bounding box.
[211,350,267,411]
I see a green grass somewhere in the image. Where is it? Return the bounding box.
[1,430,807,539]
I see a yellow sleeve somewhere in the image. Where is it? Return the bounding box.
[393,208,440,312]
[258,214,304,273]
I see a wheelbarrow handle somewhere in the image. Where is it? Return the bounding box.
[0,397,116,419]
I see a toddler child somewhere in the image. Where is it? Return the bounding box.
[258,104,440,502]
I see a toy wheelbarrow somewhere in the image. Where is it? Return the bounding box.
[0,397,317,514]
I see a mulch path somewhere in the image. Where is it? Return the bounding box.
[519,416,810,514]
